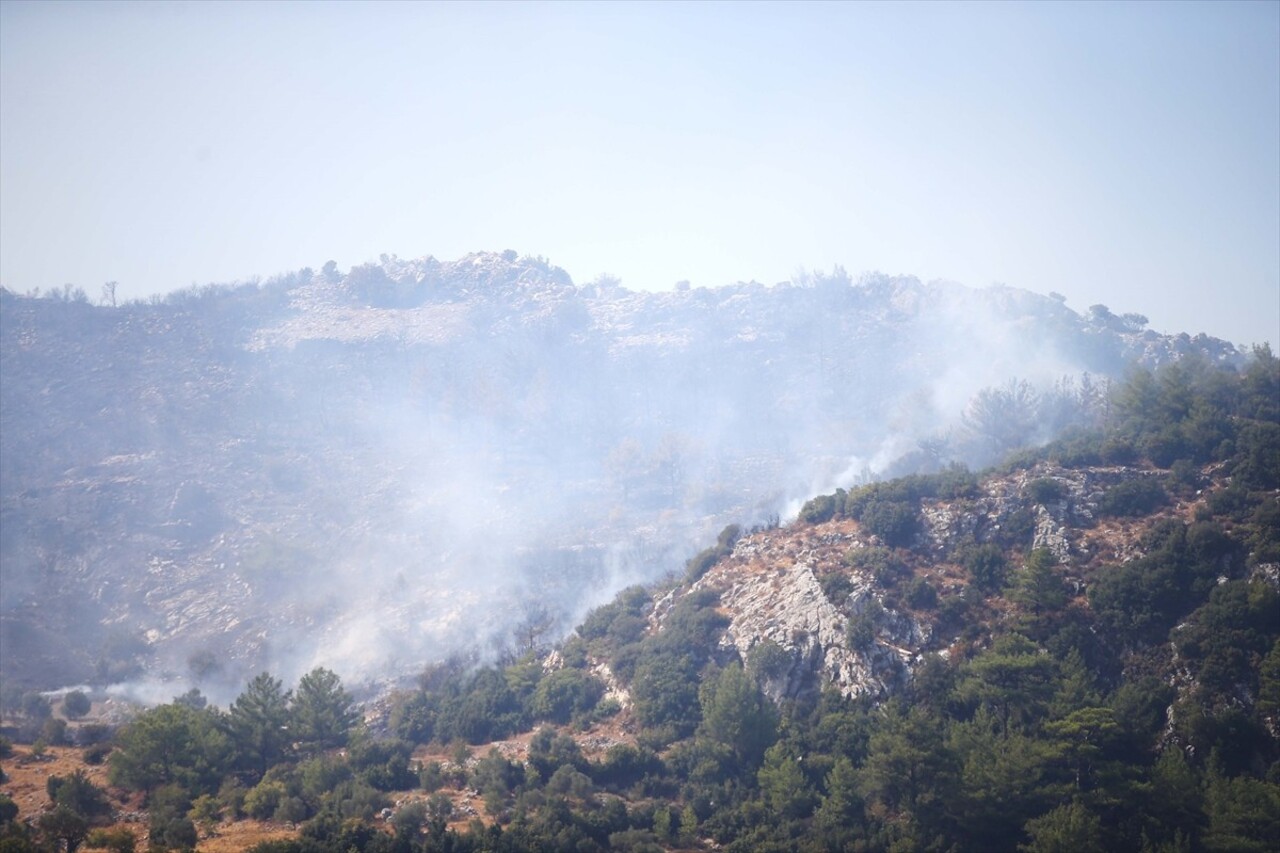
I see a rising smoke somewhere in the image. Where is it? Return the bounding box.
[0,254,1238,701]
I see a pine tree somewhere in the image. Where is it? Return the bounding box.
[228,673,291,777]
[292,667,357,753]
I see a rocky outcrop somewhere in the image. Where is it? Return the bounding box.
[920,463,1168,564]
[657,524,931,701]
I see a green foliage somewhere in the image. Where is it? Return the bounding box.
[1171,580,1280,775]
[684,524,741,582]
[696,663,778,775]
[905,576,938,610]
[757,742,815,820]
[1202,770,1280,852]
[48,769,111,822]
[228,672,292,777]
[746,639,792,683]
[41,717,68,746]
[108,702,231,796]
[20,692,51,721]
[243,779,287,820]
[631,652,700,739]
[1009,548,1069,626]
[147,784,197,851]
[813,755,864,847]
[962,542,1008,592]
[845,546,908,588]
[187,793,221,827]
[800,467,977,539]
[37,805,88,853]
[84,826,137,853]
[440,666,528,744]
[1020,800,1105,853]
[530,669,604,724]
[966,378,1041,456]
[798,493,839,525]
[291,667,357,753]
[589,742,663,792]
[1098,477,1168,518]
[347,737,416,791]
[859,703,956,833]
[62,690,91,720]
[957,635,1058,736]
[387,689,434,745]
[846,598,884,650]
[1026,478,1067,504]
[1089,520,1240,647]
[860,498,920,547]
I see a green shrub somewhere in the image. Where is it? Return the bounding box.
[1026,478,1066,504]
[1098,478,1168,518]
[906,577,938,610]
[961,543,1008,593]
[62,690,91,720]
[243,780,286,820]
[860,499,919,547]
[799,494,839,525]
[846,547,908,588]
[747,640,792,682]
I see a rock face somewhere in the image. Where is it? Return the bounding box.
[657,522,928,701]
[919,463,1170,564]
[0,252,1243,692]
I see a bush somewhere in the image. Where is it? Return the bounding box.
[993,507,1037,550]
[962,543,1008,593]
[419,761,444,793]
[1098,478,1168,518]
[41,718,68,746]
[21,692,51,721]
[1026,478,1066,505]
[150,815,197,850]
[75,723,111,746]
[906,577,938,610]
[818,572,854,606]
[273,796,308,824]
[62,691,91,720]
[846,547,908,588]
[747,639,793,683]
[847,600,884,650]
[85,827,137,853]
[684,547,721,582]
[243,780,286,820]
[860,499,920,547]
[799,494,839,525]
[531,669,605,724]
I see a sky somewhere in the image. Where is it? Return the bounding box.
[1,0,1277,348]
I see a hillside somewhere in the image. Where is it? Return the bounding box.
[0,252,1243,695]
[1,350,1275,852]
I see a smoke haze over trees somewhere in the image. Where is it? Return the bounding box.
[0,251,1247,696]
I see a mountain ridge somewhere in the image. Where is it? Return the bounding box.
[0,252,1249,696]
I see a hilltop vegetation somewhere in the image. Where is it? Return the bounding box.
[3,347,1275,852]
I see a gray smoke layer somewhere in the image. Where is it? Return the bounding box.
[0,253,1240,698]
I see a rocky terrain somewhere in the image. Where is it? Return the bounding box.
[0,251,1245,696]
[630,459,1237,704]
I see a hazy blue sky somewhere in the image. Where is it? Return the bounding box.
[2,0,1277,347]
